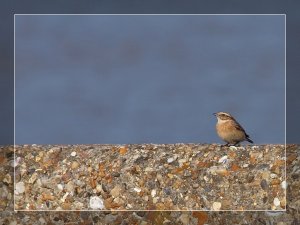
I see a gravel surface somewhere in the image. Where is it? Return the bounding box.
[1,144,299,224]
[13,144,285,210]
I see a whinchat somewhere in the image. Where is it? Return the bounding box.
[213,112,253,146]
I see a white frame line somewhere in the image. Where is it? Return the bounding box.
[14,14,16,212]
[14,13,287,212]
[284,14,287,212]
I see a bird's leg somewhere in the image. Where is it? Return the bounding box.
[221,143,230,147]
[233,142,241,147]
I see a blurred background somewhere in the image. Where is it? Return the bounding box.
[15,15,285,144]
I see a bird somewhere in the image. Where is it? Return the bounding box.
[213,112,253,146]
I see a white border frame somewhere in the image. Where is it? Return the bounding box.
[14,14,286,212]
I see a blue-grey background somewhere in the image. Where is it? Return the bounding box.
[15,15,285,144]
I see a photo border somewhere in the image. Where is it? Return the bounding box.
[14,13,286,212]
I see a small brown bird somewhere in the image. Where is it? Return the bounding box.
[213,112,253,146]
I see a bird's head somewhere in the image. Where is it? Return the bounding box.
[213,112,234,121]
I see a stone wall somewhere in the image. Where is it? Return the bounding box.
[1,144,299,224]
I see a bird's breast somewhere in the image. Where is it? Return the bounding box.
[216,121,245,142]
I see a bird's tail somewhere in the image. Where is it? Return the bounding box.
[246,137,253,143]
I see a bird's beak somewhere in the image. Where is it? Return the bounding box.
[213,113,217,116]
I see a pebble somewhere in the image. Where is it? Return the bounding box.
[113,197,124,205]
[104,214,117,224]
[71,151,77,157]
[281,181,287,189]
[183,170,191,177]
[144,167,154,172]
[96,184,103,193]
[208,166,228,175]
[134,187,142,193]
[74,201,84,209]
[89,196,105,209]
[112,172,120,177]
[270,173,278,179]
[167,158,175,163]
[38,217,46,224]
[60,192,69,202]
[163,219,172,224]
[178,158,187,165]
[110,185,122,198]
[229,146,237,150]
[192,183,199,188]
[9,220,17,225]
[136,211,146,217]
[262,171,270,179]
[71,161,80,169]
[57,184,64,191]
[3,174,12,184]
[179,213,190,225]
[167,173,174,179]
[212,202,222,211]
[218,155,228,163]
[260,179,268,190]
[164,188,171,195]
[151,189,156,197]
[203,176,209,182]
[28,172,38,184]
[65,181,75,193]
[273,197,281,207]
[156,174,163,182]
[277,222,286,225]
[15,182,25,194]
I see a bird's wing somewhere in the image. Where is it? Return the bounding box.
[233,121,252,139]
[233,121,246,133]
